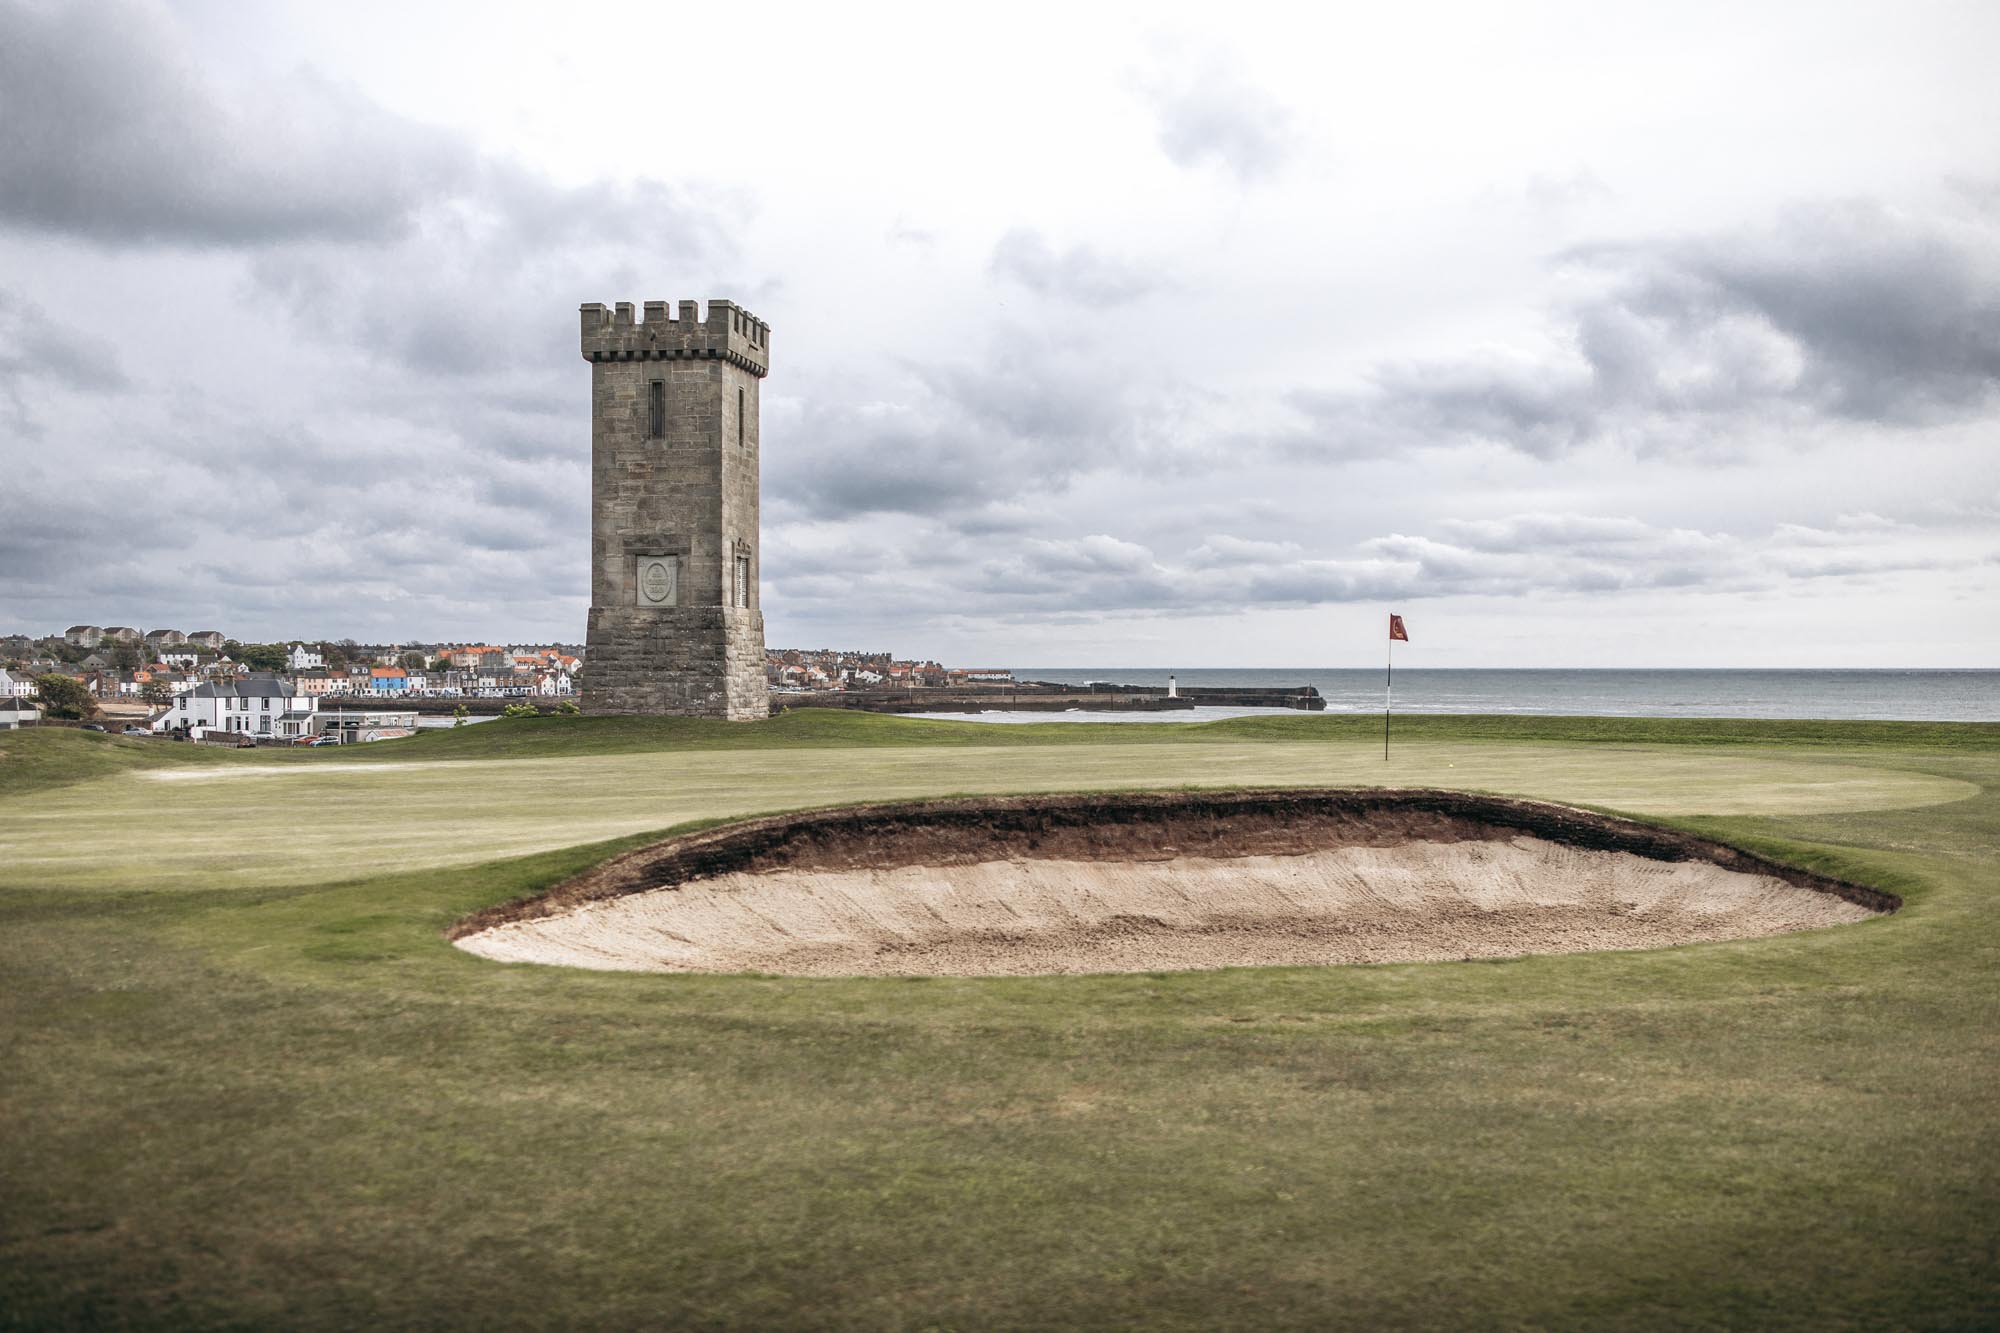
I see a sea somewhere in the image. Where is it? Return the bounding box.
[915,669,2000,724]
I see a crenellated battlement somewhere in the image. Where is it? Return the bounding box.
[580,299,770,377]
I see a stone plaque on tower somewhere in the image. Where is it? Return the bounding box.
[580,299,770,719]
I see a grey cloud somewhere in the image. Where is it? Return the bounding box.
[1432,514,1716,556]
[0,484,170,584]
[759,519,977,629]
[1278,198,2000,461]
[768,329,1188,520]
[887,505,1995,623]
[1187,535,1304,566]
[1018,534,1155,576]
[1770,514,1917,547]
[247,167,727,380]
[0,291,111,387]
[973,536,1180,608]
[916,334,1139,445]
[1346,295,1810,460]
[950,503,1055,537]
[990,229,1163,307]
[1351,506,1986,602]
[0,373,590,638]
[0,0,471,247]
[769,401,1004,519]
[1356,360,1598,460]
[1600,198,2000,423]
[0,289,126,432]
[969,534,1411,614]
[1237,562,1415,606]
[1145,60,1297,184]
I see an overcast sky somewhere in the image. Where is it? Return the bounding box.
[0,0,1995,665]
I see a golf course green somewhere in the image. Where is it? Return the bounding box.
[3,711,1996,1328]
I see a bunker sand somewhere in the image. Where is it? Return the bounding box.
[455,790,1892,977]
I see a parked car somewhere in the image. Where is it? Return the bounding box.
[81,723,107,732]
[122,725,149,735]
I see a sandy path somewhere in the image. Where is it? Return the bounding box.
[456,837,1875,976]
[145,762,448,781]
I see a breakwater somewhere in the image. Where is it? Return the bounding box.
[326,683,1328,718]
[778,681,1325,714]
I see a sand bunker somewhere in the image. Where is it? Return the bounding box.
[451,790,1895,977]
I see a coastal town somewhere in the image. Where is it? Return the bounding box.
[0,624,1013,741]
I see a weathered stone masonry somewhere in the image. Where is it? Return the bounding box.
[581,299,770,719]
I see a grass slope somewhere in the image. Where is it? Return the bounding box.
[1,718,1995,1329]
[0,725,228,796]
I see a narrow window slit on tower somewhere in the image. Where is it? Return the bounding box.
[738,387,745,446]
[649,380,665,439]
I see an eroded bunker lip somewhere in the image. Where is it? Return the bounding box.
[450,789,1899,977]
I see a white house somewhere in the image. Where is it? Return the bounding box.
[0,697,41,729]
[155,674,319,740]
[287,643,324,671]
[0,668,34,699]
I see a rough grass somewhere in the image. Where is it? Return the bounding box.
[0,725,228,796]
[1,717,1996,1329]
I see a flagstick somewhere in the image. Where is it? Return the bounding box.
[1384,635,1392,762]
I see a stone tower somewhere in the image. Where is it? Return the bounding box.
[580,299,770,719]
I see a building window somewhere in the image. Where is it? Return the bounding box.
[737,387,745,447]
[734,554,752,608]
[648,380,665,439]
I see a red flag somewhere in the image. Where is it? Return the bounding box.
[1389,614,1409,642]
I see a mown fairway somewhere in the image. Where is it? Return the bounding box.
[3,712,1997,1329]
